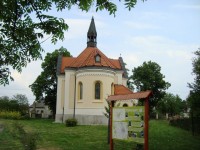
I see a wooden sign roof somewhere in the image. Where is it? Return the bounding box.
[107,90,152,101]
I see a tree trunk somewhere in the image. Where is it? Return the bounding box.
[156,113,159,119]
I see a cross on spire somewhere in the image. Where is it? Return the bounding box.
[87,17,97,47]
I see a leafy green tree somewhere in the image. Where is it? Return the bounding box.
[0,96,9,101]
[157,93,184,116]
[188,48,200,117]
[0,96,18,111]
[12,94,29,115]
[130,61,171,111]
[0,0,145,85]
[0,94,29,115]
[0,96,10,111]
[12,94,29,105]
[29,47,71,117]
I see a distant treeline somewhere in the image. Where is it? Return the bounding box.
[0,94,29,115]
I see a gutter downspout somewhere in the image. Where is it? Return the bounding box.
[73,73,76,119]
[62,107,64,123]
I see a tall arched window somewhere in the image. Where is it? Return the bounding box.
[79,82,83,100]
[95,81,101,99]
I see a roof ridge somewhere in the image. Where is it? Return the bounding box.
[66,56,77,67]
[108,58,120,69]
[61,47,122,70]
[84,48,96,66]
[69,48,90,67]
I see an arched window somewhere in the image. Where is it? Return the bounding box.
[123,103,128,107]
[78,82,83,100]
[95,81,101,99]
[95,54,101,63]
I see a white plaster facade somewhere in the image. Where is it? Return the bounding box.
[55,68,128,124]
[29,101,52,118]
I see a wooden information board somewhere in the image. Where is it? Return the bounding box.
[107,90,152,150]
[113,106,144,144]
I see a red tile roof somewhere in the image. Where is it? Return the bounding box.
[107,90,152,101]
[61,57,76,73]
[60,47,122,73]
[114,85,133,95]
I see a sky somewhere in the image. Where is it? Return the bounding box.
[0,0,200,104]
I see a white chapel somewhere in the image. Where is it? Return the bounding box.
[55,17,134,125]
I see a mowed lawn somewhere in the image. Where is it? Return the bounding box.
[0,119,200,150]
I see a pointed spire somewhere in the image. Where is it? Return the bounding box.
[87,17,97,47]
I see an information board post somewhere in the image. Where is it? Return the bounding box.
[109,101,114,150]
[144,96,149,150]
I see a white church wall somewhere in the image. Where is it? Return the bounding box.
[64,70,75,114]
[115,70,123,85]
[75,108,105,115]
[75,69,115,109]
[69,74,75,109]
[56,75,65,115]
[122,78,128,87]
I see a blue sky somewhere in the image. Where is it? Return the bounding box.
[0,0,200,104]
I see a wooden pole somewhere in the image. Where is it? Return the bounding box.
[109,101,114,150]
[144,97,149,150]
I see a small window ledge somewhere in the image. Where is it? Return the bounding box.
[92,100,103,103]
[77,100,83,103]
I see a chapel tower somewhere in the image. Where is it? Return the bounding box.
[87,17,97,47]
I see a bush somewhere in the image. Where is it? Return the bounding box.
[169,118,190,131]
[169,117,200,135]
[22,132,39,150]
[65,118,77,127]
[21,114,30,120]
[0,111,21,120]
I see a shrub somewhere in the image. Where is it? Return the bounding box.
[169,117,200,135]
[65,118,77,127]
[21,114,30,120]
[0,111,21,120]
[22,132,39,150]
[169,118,190,131]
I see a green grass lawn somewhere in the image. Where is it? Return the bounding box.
[0,119,200,150]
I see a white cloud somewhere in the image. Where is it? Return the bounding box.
[0,60,42,104]
[63,18,106,40]
[173,4,200,10]
[124,21,160,30]
[119,34,197,100]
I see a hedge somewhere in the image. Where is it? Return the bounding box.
[0,111,21,120]
[169,118,200,135]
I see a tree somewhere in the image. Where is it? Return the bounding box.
[130,61,171,111]
[157,93,184,117]
[0,0,145,85]
[188,48,200,117]
[12,94,29,115]
[0,96,11,111]
[29,47,71,117]
[0,94,29,115]
[12,94,29,105]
